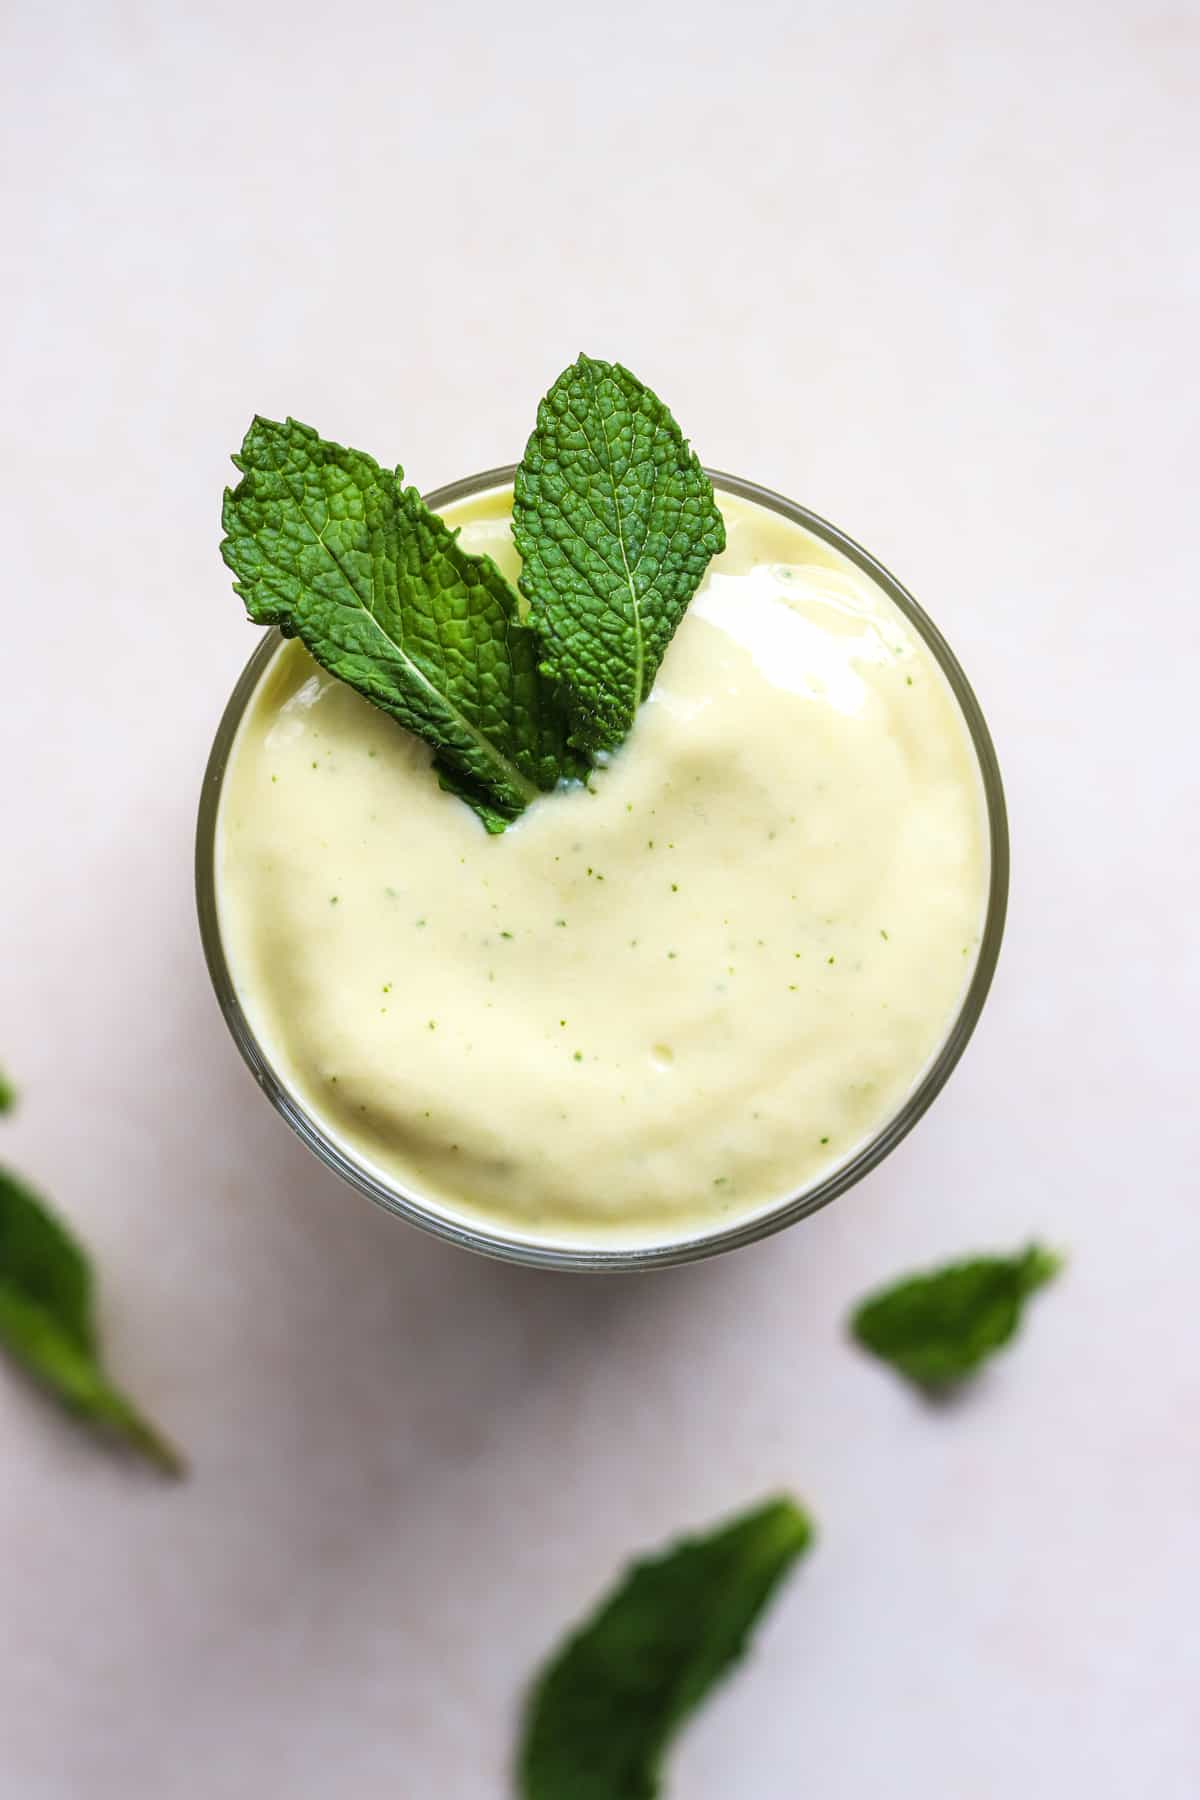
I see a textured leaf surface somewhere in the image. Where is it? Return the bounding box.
[512,355,726,752]
[222,416,582,832]
[0,1168,183,1474]
[517,1495,812,1800]
[850,1243,1063,1392]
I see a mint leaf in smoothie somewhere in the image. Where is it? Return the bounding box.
[222,417,583,833]
[512,355,726,753]
[517,1494,812,1800]
[850,1243,1063,1393]
[0,1167,184,1475]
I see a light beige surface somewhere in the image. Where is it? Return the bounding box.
[218,490,987,1246]
[2,2,1197,1795]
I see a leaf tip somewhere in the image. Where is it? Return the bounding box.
[117,1405,189,1479]
[1022,1242,1066,1291]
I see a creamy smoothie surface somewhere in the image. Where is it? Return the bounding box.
[217,485,989,1247]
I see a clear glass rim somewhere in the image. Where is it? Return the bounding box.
[196,465,1009,1273]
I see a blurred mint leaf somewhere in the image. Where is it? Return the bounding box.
[517,1494,812,1799]
[0,1067,14,1113]
[513,355,725,753]
[0,1165,93,1352]
[0,1168,184,1475]
[850,1243,1063,1393]
[221,416,584,833]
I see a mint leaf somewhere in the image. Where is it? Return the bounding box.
[221,417,582,833]
[0,1168,184,1475]
[850,1243,1063,1393]
[0,1166,93,1352]
[512,355,726,752]
[517,1495,812,1800]
[0,1067,14,1113]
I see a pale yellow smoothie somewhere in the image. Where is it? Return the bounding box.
[216,484,988,1248]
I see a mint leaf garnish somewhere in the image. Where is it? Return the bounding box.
[513,355,726,753]
[221,417,583,833]
[0,1067,14,1113]
[850,1243,1063,1393]
[0,1167,184,1475]
[517,1494,812,1800]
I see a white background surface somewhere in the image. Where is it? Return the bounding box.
[2,2,1197,1794]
